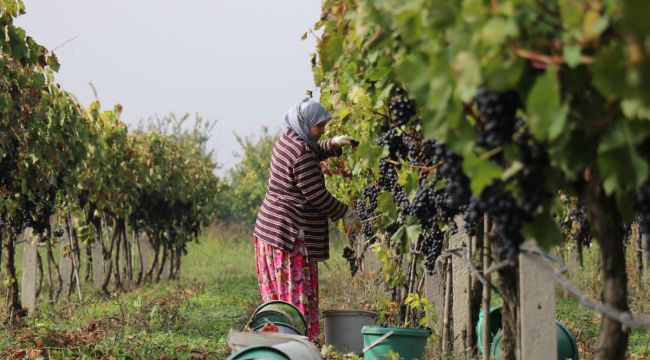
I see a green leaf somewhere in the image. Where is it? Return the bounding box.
[378,191,398,224]
[454,51,481,102]
[558,0,584,29]
[462,151,502,195]
[399,167,420,202]
[366,55,392,82]
[563,45,582,69]
[47,53,60,72]
[483,56,524,92]
[526,70,569,142]
[397,53,430,95]
[593,43,631,98]
[357,142,388,174]
[31,71,45,89]
[597,121,649,194]
[7,25,27,60]
[522,212,562,250]
[479,17,517,46]
[621,98,650,120]
[317,30,343,72]
[405,224,422,246]
[390,225,407,251]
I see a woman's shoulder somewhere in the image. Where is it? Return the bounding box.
[278,129,312,158]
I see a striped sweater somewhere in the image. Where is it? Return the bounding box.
[254,129,348,261]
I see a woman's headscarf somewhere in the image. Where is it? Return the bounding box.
[283,98,331,148]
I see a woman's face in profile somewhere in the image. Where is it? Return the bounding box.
[310,120,328,140]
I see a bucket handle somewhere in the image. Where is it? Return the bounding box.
[362,330,395,354]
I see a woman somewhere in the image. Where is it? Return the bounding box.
[253,98,360,341]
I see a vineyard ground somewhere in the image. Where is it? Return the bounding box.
[1,227,649,359]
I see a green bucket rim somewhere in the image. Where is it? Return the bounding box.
[361,325,430,337]
[490,323,579,360]
[249,309,306,335]
[251,301,307,334]
[252,322,302,336]
[226,345,289,360]
[322,309,377,318]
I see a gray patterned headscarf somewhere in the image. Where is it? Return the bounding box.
[283,98,331,148]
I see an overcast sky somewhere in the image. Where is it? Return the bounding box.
[15,1,321,175]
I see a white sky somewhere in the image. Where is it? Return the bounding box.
[15,1,321,175]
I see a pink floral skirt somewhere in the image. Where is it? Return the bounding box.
[254,236,320,341]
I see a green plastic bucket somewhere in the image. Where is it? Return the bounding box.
[227,341,322,360]
[490,322,579,360]
[476,306,503,353]
[362,326,429,360]
[248,301,308,336]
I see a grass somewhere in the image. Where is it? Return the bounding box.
[554,243,650,360]
[1,225,260,359]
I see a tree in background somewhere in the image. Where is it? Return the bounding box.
[137,112,218,166]
[224,127,277,226]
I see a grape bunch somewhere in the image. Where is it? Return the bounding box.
[473,88,521,150]
[469,182,524,261]
[378,125,409,160]
[421,227,444,275]
[463,197,482,237]
[342,242,359,277]
[515,135,550,218]
[356,184,380,240]
[566,201,592,247]
[389,86,417,127]
[433,143,471,209]
[407,186,437,228]
[377,160,399,192]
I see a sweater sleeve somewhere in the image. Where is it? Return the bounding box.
[314,138,343,161]
[294,152,348,221]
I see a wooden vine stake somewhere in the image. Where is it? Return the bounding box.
[21,229,37,314]
[519,241,556,360]
[441,258,453,354]
[424,250,446,338]
[450,218,471,358]
[640,232,650,278]
[59,231,73,296]
[481,217,491,360]
[91,232,105,290]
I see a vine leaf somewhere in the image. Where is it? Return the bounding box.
[462,151,501,196]
[454,51,481,102]
[390,224,421,253]
[563,45,582,69]
[522,212,562,250]
[356,141,388,174]
[593,43,630,99]
[378,191,398,225]
[597,121,649,195]
[398,167,419,202]
[405,224,422,246]
[7,25,27,60]
[526,70,569,142]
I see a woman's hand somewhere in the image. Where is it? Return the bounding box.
[343,207,362,235]
[332,135,357,148]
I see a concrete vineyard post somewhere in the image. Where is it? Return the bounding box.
[59,232,73,296]
[21,230,37,314]
[519,241,557,360]
[91,236,105,290]
[450,228,471,358]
